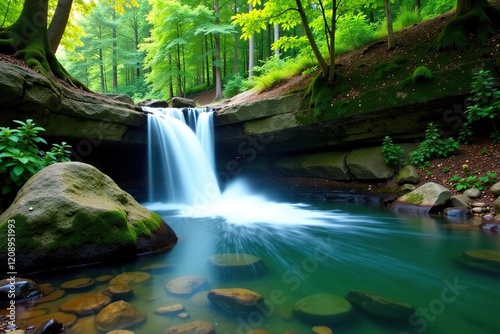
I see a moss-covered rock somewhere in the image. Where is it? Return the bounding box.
[207,288,265,314]
[0,162,177,274]
[293,293,353,325]
[390,182,451,214]
[395,165,420,185]
[346,146,394,180]
[346,290,415,320]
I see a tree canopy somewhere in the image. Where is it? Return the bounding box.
[1,0,499,101]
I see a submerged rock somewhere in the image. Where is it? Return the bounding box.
[209,253,265,277]
[155,303,185,315]
[60,278,95,290]
[0,162,177,274]
[164,320,215,334]
[207,288,265,314]
[109,272,151,285]
[346,290,415,320]
[59,293,111,316]
[293,293,352,325]
[28,312,77,328]
[460,249,500,273]
[166,276,208,296]
[95,301,145,332]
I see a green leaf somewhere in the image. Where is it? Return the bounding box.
[13,165,24,176]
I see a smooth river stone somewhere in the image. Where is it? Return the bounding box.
[35,289,65,304]
[293,293,353,325]
[59,293,111,316]
[60,277,95,290]
[102,284,134,300]
[106,331,136,334]
[18,308,48,320]
[166,276,208,296]
[140,263,174,273]
[155,303,185,315]
[96,275,114,283]
[109,272,151,285]
[27,312,77,328]
[95,301,145,332]
[207,288,265,314]
[209,253,265,277]
[70,315,97,334]
[346,290,415,320]
[164,320,215,334]
[460,249,500,273]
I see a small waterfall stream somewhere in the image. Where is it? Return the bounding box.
[145,107,220,205]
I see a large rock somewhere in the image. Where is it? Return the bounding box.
[0,62,144,143]
[394,165,420,185]
[390,182,451,214]
[460,250,500,273]
[207,288,265,314]
[95,301,145,332]
[273,152,351,180]
[0,162,177,274]
[209,253,266,277]
[216,93,302,125]
[490,182,500,196]
[171,97,196,108]
[166,276,208,296]
[494,196,500,213]
[346,147,394,180]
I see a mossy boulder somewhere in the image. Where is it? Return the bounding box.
[273,152,351,180]
[390,182,450,214]
[395,165,420,185]
[0,162,177,274]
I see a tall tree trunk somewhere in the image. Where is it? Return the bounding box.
[214,0,223,100]
[233,0,239,74]
[328,0,336,82]
[456,0,473,15]
[112,8,118,91]
[168,53,174,100]
[414,0,421,15]
[0,0,85,88]
[294,0,329,79]
[48,0,74,53]
[205,35,210,86]
[274,24,280,57]
[384,0,395,50]
[248,2,254,78]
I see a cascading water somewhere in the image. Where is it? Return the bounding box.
[144,106,338,226]
[145,107,220,205]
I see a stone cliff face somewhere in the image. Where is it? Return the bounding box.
[1,58,497,185]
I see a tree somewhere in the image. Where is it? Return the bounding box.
[433,0,500,50]
[0,0,84,88]
[233,0,340,82]
[48,0,74,52]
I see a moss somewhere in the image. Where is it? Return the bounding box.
[0,214,43,252]
[401,66,435,87]
[46,210,137,251]
[372,56,406,81]
[132,212,164,238]
[305,71,350,121]
[404,193,424,205]
[432,0,500,51]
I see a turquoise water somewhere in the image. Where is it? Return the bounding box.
[10,201,500,334]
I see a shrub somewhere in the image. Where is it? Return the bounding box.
[409,122,459,165]
[223,74,244,98]
[449,172,498,191]
[394,7,422,30]
[382,136,404,169]
[0,119,71,196]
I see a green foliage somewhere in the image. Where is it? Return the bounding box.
[381,136,404,169]
[372,56,406,81]
[409,122,459,166]
[458,122,474,144]
[402,66,435,87]
[0,120,71,196]
[449,172,498,192]
[464,69,500,139]
[335,12,376,54]
[394,7,421,30]
[223,74,244,98]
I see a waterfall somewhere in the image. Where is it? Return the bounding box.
[145,107,220,205]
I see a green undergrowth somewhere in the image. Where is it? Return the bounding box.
[315,59,495,123]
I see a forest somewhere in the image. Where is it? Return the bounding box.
[0,0,486,102]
